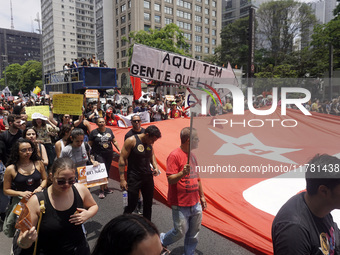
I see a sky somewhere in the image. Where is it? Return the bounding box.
[0,0,41,33]
[0,0,317,34]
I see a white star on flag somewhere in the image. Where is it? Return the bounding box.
[208,128,301,165]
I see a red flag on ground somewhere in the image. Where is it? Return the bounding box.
[130,76,142,101]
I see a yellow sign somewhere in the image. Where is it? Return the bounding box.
[85,89,99,98]
[25,106,50,121]
[53,94,83,116]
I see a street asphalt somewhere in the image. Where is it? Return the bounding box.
[0,168,258,255]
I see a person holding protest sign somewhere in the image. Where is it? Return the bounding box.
[119,125,161,221]
[32,113,59,171]
[2,138,47,237]
[16,157,98,254]
[89,117,120,199]
[73,113,91,142]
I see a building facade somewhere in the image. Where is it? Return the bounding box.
[41,0,95,74]
[114,0,221,88]
[0,28,41,79]
[95,0,114,68]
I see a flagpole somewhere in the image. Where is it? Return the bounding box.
[187,114,194,164]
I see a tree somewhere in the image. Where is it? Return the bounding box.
[125,23,190,65]
[256,0,316,65]
[218,17,249,69]
[0,60,42,94]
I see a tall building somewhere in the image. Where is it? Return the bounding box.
[0,28,41,79]
[222,0,266,26]
[310,0,338,24]
[95,0,114,68]
[114,0,221,88]
[41,0,95,74]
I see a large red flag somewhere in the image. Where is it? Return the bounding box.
[130,76,142,101]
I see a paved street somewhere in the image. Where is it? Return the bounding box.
[0,176,257,255]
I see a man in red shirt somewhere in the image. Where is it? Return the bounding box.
[169,102,181,119]
[160,127,207,255]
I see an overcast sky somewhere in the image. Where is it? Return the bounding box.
[0,0,41,33]
[0,0,316,33]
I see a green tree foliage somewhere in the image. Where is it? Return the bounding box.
[218,17,249,69]
[125,23,190,65]
[256,0,316,65]
[0,60,42,94]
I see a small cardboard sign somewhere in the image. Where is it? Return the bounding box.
[77,163,108,188]
[85,89,99,98]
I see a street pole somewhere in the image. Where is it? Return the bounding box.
[329,43,333,100]
[248,6,255,87]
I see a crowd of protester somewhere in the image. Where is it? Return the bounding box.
[63,55,108,72]
[0,89,339,254]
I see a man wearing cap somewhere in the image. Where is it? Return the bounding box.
[105,109,127,127]
[272,154,340,254]
[169,102,182,119]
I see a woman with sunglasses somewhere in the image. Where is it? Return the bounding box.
[2,138,47,237]
[16,157,98,254]
[91,214,170,255]
[23,127,49,167]
[89,117,120,199]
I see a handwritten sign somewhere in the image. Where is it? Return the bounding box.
[25,105,50,121]
[53,94,83,116]
[165,95,175,101]
[77,163,108,188]
[85,89,99,98]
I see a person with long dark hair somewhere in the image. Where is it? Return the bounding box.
[16,157,98,254]
[23,127,48,167]
[55,124,72,158]
[3,138,47,237]
[91,214,169,255]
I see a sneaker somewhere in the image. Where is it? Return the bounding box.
[99,191,105,199]
[104,188,113,194]
[137,200,143,214]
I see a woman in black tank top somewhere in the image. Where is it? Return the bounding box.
[3,138,47,199]
[3,138,47,238]
[16,157,98,255]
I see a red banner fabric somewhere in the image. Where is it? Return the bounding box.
[92,108,340,255]
[130,76,142,101]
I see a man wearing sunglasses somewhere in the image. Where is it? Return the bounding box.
[119,125,161,221]
[124,115,145,141]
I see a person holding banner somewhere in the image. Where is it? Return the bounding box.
[89,117,120,199]
[2,138,47,237]
[119,125,161,221]
[16,157,98,254]
[160,127,207,255]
